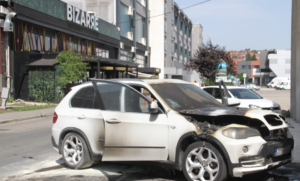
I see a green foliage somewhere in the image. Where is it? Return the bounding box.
[251,54,257,61]
[205,79,217,86]
[8,97,14,103]
[9,103,57,112]
[55,50,90,88]
[237,73,250,84]
[245,53,251,61]
[251,50,258,54]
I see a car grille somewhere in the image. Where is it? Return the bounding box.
[262,107,281,111]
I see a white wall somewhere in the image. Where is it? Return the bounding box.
[268,50,291,78]
[62,0,87,11]
[192,24,203,56]
[149,0,165,79]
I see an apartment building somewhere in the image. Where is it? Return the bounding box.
[149,1,203,81]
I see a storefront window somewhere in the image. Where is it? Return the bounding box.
[96,47,109,58]
[72,38,78,53]
[136,54,145,68]
[120,50,132,62]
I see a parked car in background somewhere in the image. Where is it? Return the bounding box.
[240,84,260,91]
[52,79,292,181]
[274,82,284,90]
[202,86,282,114]
[267,77,290,88]
[278,82,291,90]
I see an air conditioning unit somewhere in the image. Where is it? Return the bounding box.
[141,38,146,45]
[127,32,133,40]
[120,42,124,49]
[131,46,135,52]
[128,6,133,16]
[145,51,148,56]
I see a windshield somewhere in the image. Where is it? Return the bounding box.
[229,89,262,99]
[150,83,224,111]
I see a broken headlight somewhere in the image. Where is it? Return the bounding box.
[222,127,261,139]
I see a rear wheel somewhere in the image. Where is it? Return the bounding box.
[62,133,93,169]
[182,142,227,181]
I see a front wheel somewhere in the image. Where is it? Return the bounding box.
[182,142,227,181]
[62,133,93,169]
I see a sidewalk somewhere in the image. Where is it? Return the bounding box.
[0,107,55,124]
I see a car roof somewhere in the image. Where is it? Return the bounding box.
[202,86,244,89]
[71,79,190,89]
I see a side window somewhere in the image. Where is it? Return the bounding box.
[82,87,95,109]
[71,86,100,109]
[71,87,90,108]
[214,88,231,99]
[94,81,151,113]
[203,88,214,96]
[214,89,222,99]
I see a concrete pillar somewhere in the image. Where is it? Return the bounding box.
[291,0,300,123]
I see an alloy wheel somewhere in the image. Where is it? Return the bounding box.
[186,147,219,181]
[63,135,83,165]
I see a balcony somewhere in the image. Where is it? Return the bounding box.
[253,68,261,76]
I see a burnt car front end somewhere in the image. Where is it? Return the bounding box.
[180,108,294,178]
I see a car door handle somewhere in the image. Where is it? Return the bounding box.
[78,115,86,119]
[170,125,176,129]
[106,118,122,124]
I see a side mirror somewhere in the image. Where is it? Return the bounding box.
[149,101,159,114]
[227,98,241,107]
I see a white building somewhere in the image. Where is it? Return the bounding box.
[268,49,291,78]
[149,1,203,81]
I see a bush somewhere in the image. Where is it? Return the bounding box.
[8,97,14,103]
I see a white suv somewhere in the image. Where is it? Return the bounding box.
[52,79,293,181]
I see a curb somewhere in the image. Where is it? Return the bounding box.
[0,113,53,124]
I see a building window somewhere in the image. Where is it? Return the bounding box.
[120,50,132,62]
[164,18,167,32]
[165,36,167,50]
[96,48,109,58]
[136,54,145,68]
[120,3,132,38]
[242,65,245,69]
[136,14,145,44]
[164,54,167,67]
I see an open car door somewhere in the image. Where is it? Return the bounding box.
[91,79,169,161]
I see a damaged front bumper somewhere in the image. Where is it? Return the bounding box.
[233,138,294,177]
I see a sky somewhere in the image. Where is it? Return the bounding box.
[174,0,292,51]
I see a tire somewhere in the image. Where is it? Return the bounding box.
[62,133,93,169]
[182,142,227,181]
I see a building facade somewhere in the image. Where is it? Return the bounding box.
[62,0,151,70]
[149,1,203,82]
[237,50,291,86]
[6,0,156,102]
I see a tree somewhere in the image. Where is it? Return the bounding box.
[245,53,251,61]
[251,50,258,54]
[251,54,257,61]
[237,73,250,84]
[184,39,236,82]
[56,50,91,87]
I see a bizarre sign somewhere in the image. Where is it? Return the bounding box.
[66,4,99,31]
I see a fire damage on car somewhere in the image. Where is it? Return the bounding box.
[178,105,294,171]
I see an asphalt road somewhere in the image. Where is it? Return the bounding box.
[0,89,299,181]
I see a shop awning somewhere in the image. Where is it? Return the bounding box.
[28,59,58,67]
[128,72,154,78]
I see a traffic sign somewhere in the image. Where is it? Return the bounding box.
[243,73,247,78]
